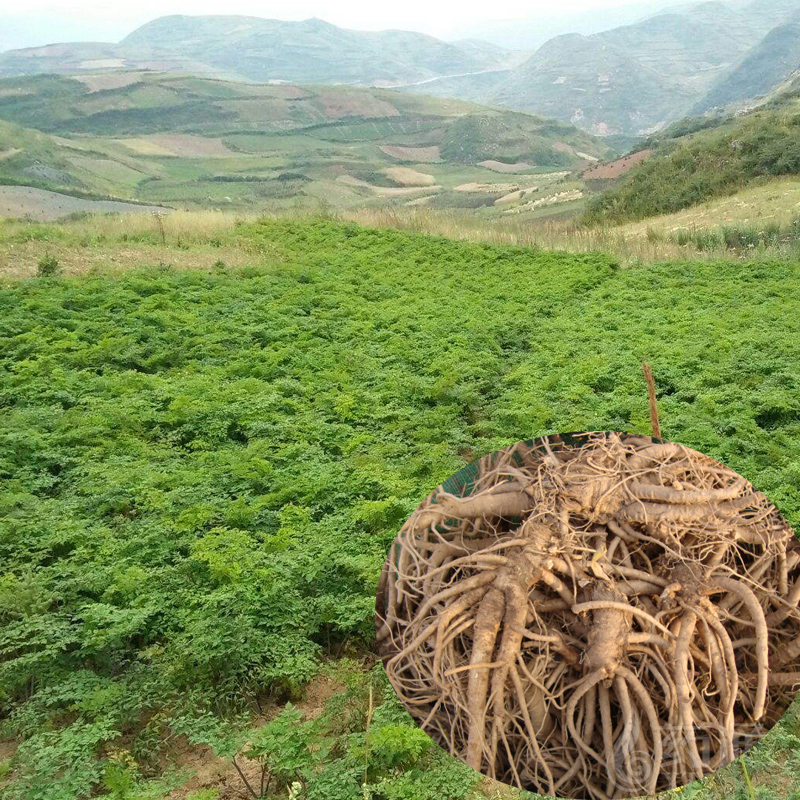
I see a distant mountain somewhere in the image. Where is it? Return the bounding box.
[2,4,799,140]
[694,18,800,112]
[404,0,800,137]
[596,3,759,75]
[489,31,698,137]
[0,15,515,87]
[444,0,688,50]
[493,0,800,135]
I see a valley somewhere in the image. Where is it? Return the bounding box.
[2,59,800,262]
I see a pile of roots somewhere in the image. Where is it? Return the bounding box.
[375,432,800,799]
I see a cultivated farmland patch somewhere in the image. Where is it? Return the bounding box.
[0,185,164,221]
[384,167,436,186]
[380,144,442,162]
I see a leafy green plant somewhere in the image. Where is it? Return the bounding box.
[239,705,316,797]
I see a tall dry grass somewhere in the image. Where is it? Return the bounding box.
[71,210,261,243]
[3,207,798,273]
[340,208,793,264]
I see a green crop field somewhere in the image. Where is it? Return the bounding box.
[2,217,800,800]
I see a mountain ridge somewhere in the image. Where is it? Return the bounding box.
[0,15,516,88]
[1,2,799,138]
[693,17,800,112]
[403,0,800,136]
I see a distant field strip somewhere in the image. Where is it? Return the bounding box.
[0,186,164,221]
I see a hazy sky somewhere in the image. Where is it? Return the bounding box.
[0,0,673,46]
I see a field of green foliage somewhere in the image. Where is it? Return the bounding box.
[3,218,800,800]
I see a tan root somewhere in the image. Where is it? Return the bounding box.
[376,432,800,799]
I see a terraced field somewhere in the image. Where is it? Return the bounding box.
[0,72,613,220]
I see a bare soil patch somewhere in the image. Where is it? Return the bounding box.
[0,187,163,223]
[296,674,345,720]
[75,73,144,92]
[167,739,258,800]
[583,149,652,180]
[384,167,436,187]
[144,135,236,158]
[495,188,539,205]
[478,160,532,173]
[374,186,440,198]
[167,673,344,799]
[380,145,441,162]
[319,90,400,119]
[455,182,519,194]
[502,188,584,214]
[336,174,439,197]
[78,59,126,70]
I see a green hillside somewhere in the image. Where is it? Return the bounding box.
[0,72,582,145]
[583,89,800,224]
[0,72,611,218]
[3,217,800,800]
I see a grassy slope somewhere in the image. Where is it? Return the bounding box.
[611,177,800,240]
[2,217,800,799]
[583,91,800,225]
[0,73,610,217]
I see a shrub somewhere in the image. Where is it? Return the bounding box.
[36,253,60,277]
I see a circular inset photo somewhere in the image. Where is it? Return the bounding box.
[375,432,800,799]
